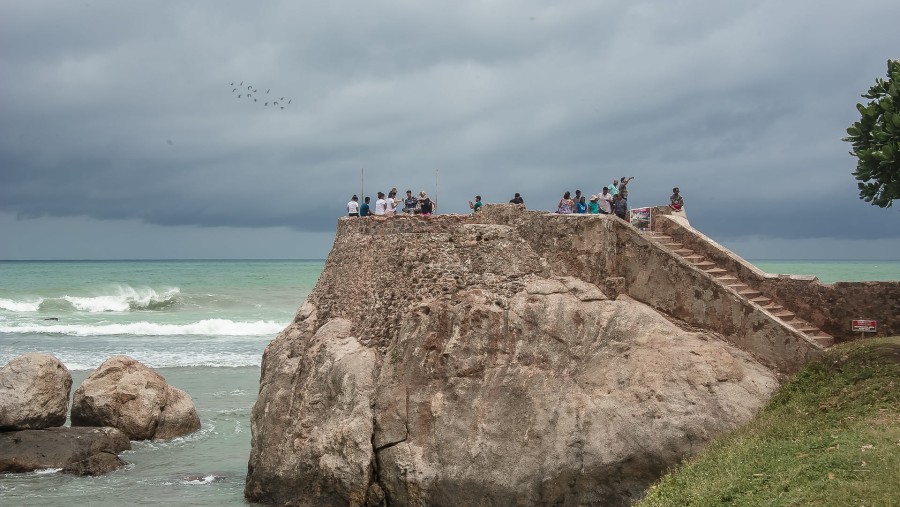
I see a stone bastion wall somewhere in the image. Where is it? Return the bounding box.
[322,204,839,372]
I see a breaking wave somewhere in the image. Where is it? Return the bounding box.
[0,286,180,314]
[0,297,43,312]
[0,318,285,337]
[62,285,180,312]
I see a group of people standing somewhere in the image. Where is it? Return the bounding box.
[347,188,435,217]
[556,177,634,220]
[346,178,684,219]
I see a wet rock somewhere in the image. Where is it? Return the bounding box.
[0,426,130,475]
[0,353,72,430]
[71,355,200,440]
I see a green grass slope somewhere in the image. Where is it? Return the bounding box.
[637,337,900,507]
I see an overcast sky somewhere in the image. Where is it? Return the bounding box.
[1,0,898,260]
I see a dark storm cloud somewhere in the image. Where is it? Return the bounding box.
[1,0,898,250]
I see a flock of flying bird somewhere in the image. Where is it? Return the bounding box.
[229,81,292,110]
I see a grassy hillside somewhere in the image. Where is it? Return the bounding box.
[637,337,900,507]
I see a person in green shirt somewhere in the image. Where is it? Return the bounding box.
[588,195,600,214]
[469,195,483,213]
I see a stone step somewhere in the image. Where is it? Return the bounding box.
[694,261,716,269]
[673,248,694,256]
[662,242,682,249]
[704,267,727,275]
[773,310,795,321]
[726,283,748,291]
[810,334,835,348]
[683,255,705,264]
[750,296,773,306]
[738,289,762,299]
[793,323,820,333]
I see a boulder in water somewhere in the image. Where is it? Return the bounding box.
[0,426,130,475]
[0,353,72,430]
[71,355,200,440]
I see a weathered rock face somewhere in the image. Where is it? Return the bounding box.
[71,355,200,440]
[0,426,131,475]
[0,353,72,430]
[246,210,782,506]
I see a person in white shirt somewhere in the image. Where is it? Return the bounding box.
[598,187,613,214]
[347,195,360,217]
[385,190,398,216]
[374,192,387,215]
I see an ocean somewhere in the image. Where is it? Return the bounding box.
[0,259,898,505]
[0,260,322,506]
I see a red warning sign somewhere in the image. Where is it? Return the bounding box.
[851,319,877,332]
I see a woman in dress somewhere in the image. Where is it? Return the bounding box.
[557,191,574,214]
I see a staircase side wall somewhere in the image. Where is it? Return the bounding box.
[654,214,900,340]
[610,219,823,373]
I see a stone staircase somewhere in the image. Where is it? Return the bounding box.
[646,231,834,348]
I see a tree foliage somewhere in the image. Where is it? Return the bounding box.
[843,59,900,208]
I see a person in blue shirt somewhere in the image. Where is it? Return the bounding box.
[359,196,371,217]
[576,196,587,213]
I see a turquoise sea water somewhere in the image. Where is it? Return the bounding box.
[0,259,896,505]
[0,260,323,506]
[750,259,900,284]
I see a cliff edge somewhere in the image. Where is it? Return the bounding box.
[245,207,788,506]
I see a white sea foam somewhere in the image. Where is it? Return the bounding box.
[0,318,285,336]
[3,350,266,371]
[33,468,63,475]
[63,285,180,312]
[182,474,225,485]
[0,297,43,312]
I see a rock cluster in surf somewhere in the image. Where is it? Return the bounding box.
[0,353,200,475]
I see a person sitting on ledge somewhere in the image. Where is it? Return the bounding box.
[374,192,386,216]
[359,196,371,217]
[670,187,684,211]
[509,192,524,205]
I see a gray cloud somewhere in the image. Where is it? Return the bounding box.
[1,0,899,259]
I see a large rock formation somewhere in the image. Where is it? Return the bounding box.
[0,353,72,430]
[71,355,200,440]
[246,209,786,506]
[0,426,131,475]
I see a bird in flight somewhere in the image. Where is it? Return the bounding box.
[230,81,293,111]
